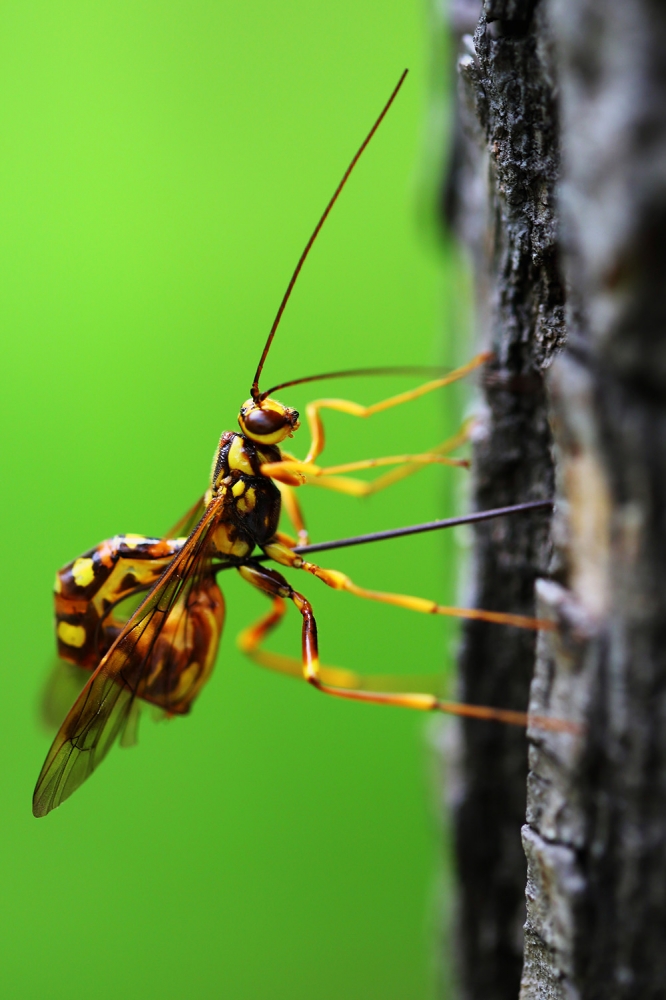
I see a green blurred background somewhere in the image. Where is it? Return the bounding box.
[0,3,472,997]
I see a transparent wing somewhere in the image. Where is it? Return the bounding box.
[39,659,92,734]
[33,499,224,817]
[164,494,207,540]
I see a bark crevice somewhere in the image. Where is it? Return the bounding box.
[444,3,565,998]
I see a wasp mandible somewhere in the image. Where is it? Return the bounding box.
[34,70,565,818]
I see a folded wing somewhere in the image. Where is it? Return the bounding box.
[33,499,225,817]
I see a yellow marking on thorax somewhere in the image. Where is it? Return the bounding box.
[213,523,251,558]
[228,436,254,475]
[237,487,257,514]
[57,621,86,648]
[54,573,62,594]
[123,534,147,549]
[232,479,246,497]
[71,557,95,588]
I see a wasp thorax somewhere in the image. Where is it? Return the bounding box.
[238,397,300,444]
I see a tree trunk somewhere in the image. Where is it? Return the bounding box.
[443,2,564,997]
[521,1,666,997]
[442,1,666,998]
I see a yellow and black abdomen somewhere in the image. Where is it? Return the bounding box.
[54,534,186,669]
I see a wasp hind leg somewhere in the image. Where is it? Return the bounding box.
[237,561,572,732]
[237,566,359,688]
[237,574,439,692]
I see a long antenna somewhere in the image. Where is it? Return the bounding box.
[251,69,409,401]
[264,365,452,397]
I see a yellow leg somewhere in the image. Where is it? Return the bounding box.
[302,351,490,463]
[272,530,300,548]
[261,540,554,632]
[303,421,475,497]
[237,591,442,693]
[276,481,309,544]
[237,562,576,734]
[262,420,474,494]
[263,449,468,482]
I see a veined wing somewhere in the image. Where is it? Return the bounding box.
[33,498,224,817]
[164,494,207,540]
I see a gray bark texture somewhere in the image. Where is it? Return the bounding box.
[444,2,564,997]
[522,1,666,998]
[442,1,666,998]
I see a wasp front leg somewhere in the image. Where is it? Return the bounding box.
[305,421,474,497]
[54,534,185,671]
[300,353,490,464]
[262,420,474,500]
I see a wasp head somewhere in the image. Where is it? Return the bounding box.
[238,397,300,445]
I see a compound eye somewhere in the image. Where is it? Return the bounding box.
[243,407,288,436]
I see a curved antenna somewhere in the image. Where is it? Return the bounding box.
[251,68,409,401]
[263,365,453,398]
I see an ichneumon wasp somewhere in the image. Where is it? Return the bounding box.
[34,70,569,818]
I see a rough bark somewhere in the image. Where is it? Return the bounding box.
[521,2,666,997]
[443,0,666,997]
[443,3,565,998]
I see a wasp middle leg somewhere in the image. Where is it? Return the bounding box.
[275,481,310,545]
[261,541,553,632]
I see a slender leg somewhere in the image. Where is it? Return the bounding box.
[237,592,363,688]
[237,562,575,733]
[302,351,490,464]
[261,541,554,632]
[262,448,469,488]
[273,531,299,548]
[310,421,473,497]
[276,481,310,544]
[237,588,445,692]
